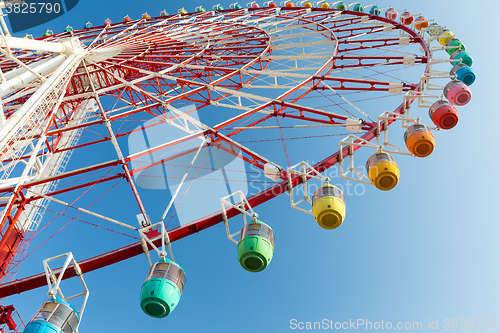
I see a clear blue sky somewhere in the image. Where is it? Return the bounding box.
[5,1,500,332]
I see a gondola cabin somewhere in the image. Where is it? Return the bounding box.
[404,124,435,158]
[400,11,413,25]
[237,221,274,272]
[426,23,442,36]
[414,16,429,30]
[140,259,186,318]
[451,50,473,67]
[438,29,454,46]
[353,4,363,12]
[444,79,472,106]
[369,6,380,15]
[446,38,466,56]
[336,2,346,10]
[450,63,475,86]
[311,184,346,230]
[23,298,80,333]
[428,100,459,130]
[366,153,400,191]
[385,8,398,20]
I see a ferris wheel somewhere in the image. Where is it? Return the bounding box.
[0,0,475,331]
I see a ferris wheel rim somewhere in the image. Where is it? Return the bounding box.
[0,6,434,298]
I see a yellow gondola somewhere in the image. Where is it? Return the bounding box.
[312,184,346,229]
[438,29,455,46]
[366,153,399,191]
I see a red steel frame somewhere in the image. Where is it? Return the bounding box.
[0,7,430,298]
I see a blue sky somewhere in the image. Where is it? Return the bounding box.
[4,1,500,332]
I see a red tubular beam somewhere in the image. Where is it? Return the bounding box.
[0,228,23,276]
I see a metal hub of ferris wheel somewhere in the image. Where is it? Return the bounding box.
[0,0,475,331]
